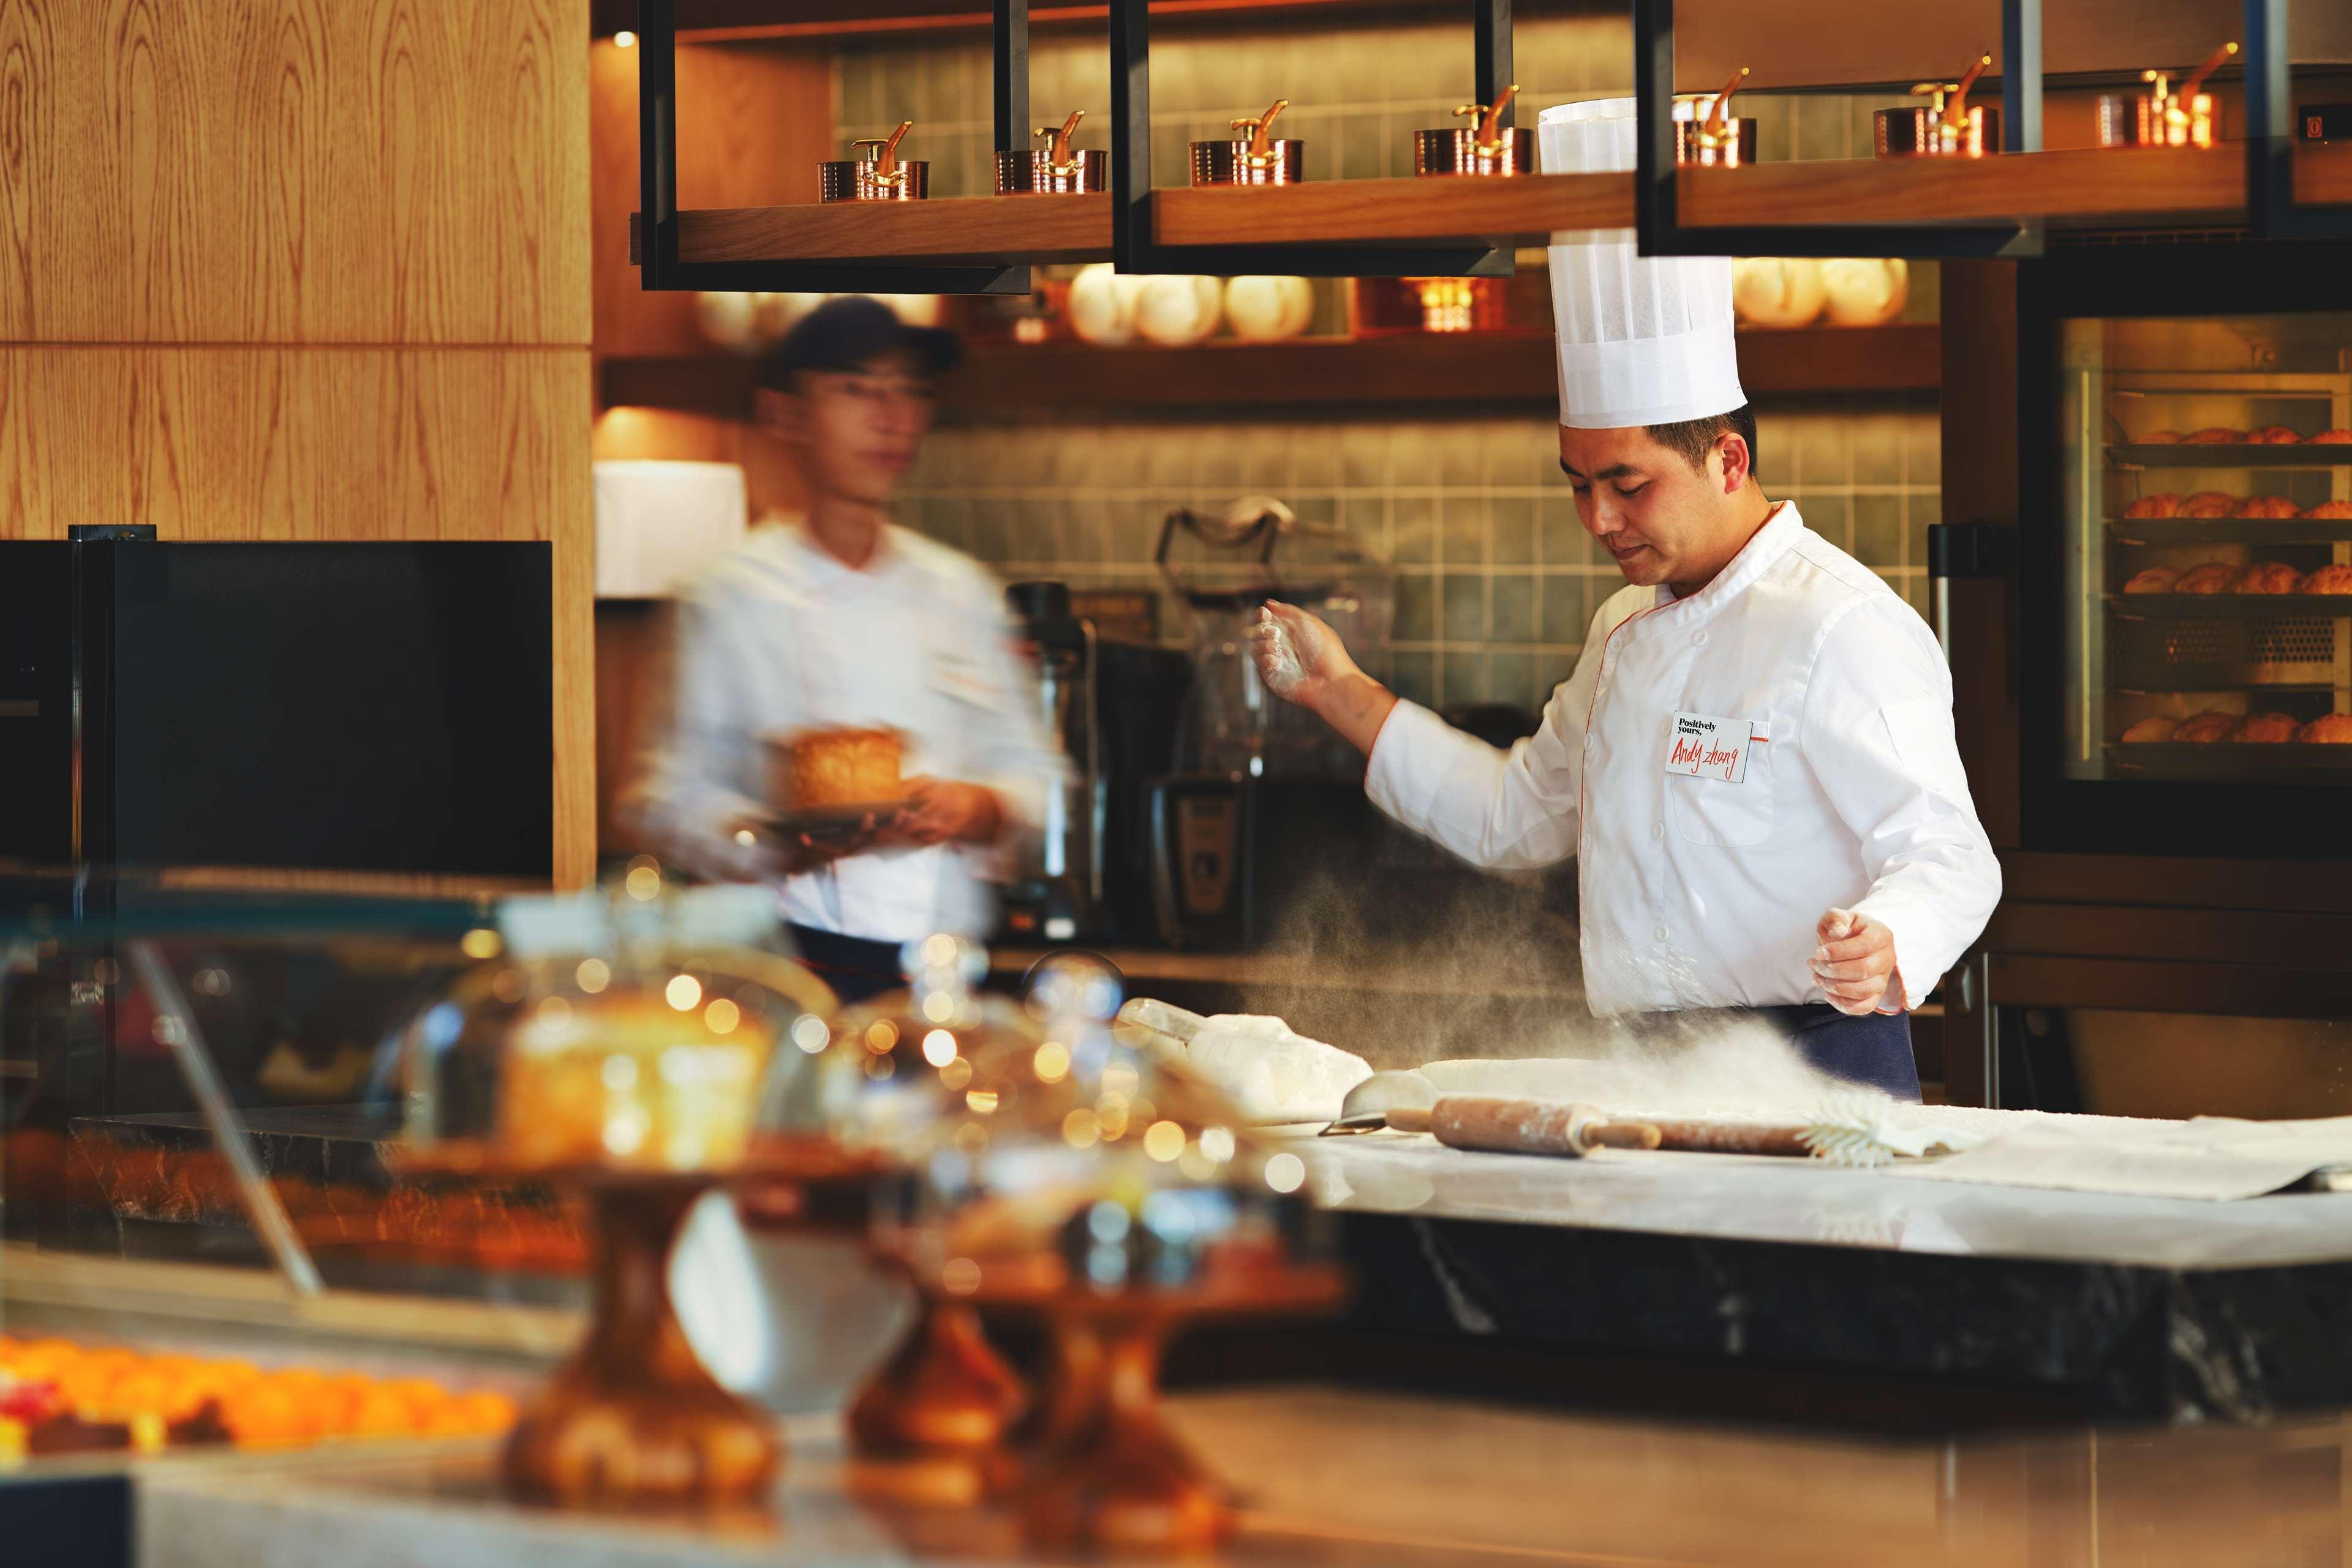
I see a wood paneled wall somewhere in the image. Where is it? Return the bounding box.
[0,0,595,888]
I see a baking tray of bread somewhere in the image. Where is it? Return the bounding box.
[2105,742,2352,777]
[2106,592,2352,617]
[2109,443,2352,469]
[2109,518,2352,546]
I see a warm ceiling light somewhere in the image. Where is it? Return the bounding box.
[614,30,638,48]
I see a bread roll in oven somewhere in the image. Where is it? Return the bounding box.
[2249,426,2302,445]
[2122,567,2179,595]
[2174,563,2241,595]
[2236,561,2302,595]
[2299,714,2352,743]
[2306,500,2352,519]
[2297,564,2352,595]
[2119,716,2178,742]
[2182,428,2248,445]
[2178,492,2240,519]
[2122,493,2184,519]
[2237,712,2300,744]
[2173,712,2241,743]
[2312,429,2352,445]
[2237,496,2301,519]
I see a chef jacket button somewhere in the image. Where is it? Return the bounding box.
[1651,822,1664,839]
[1692,630,1708,647]
[1653,924,1670,941]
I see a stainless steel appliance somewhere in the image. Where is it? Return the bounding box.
[1934,247,2352,1109]
[1144,498,1393,948]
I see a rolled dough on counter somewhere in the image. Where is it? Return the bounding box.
[1159,1014,1373,1126]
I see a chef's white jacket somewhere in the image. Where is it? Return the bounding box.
[623,519,1063,944]
[1367,501,1999,1016]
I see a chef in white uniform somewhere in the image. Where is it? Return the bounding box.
[1249,100,1999,1099]
[625,298,1063,1001]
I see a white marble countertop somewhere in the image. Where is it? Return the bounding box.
[1284,1130,2352,1272]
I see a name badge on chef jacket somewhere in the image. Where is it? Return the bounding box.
[930,644,1002,711]
[1665,711,1762,783]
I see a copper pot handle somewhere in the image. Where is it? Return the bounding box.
[852,120,916,184]
[1229,98,1289,165]
[1946,53,1991,132]
[1701,66,1749,141]
[1451,84,1521,153]
[2179,40,2237,102]
[1034,108,1087,172]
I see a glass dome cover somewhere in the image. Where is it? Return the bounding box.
[394,881,839,1180]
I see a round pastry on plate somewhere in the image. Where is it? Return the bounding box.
[2178,492,2240,518]
[2237,496,2301,519]
[2122,567,2179,595]
[2174,562,2241,595]
[2136,429,2184,444]
[2174,712,2241,743]
[2236,561,2302,595]
[2237,712,2300,744]
[2307,500,2352,519]
[2312,429,2352,445]
[2182,428,2248,445]
[2250,426,2304,445]
[2299,714,2352,744]
[2119,716,2178,742]
[2298,564,2352,595]
[2122,492,2183,519]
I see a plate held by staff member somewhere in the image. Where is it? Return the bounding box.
[1248,100,2000,1101]
[622,298,1066,1002]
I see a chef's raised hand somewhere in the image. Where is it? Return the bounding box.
[1811,907,1903,1017]
[1248,603,1400,757]
[887,777,1005,848]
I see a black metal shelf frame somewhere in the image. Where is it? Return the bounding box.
[1108,0,1515,277]
[2245,0,2352,239]
[1631,0,2046,258]
[635,0,1033,294]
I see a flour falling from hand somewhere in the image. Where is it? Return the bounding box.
[1254,605,1307,699]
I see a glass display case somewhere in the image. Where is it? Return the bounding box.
[2019,248,2352,857]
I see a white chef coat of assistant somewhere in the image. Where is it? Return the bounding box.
[1366,501,1999,1017]
[623,518,1064,944]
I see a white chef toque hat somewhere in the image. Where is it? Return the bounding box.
[1539,98,1744,430]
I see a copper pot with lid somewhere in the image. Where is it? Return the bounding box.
[1675,67,1758,167]
[1191,99,1306,186]
[2098,41,2236,148]
[821,121,929,202]
[1414,84,1535,176]
[998,108,1110,194]
[1875,54,1997,157]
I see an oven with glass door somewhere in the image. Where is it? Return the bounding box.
[1935,246,2352,1112]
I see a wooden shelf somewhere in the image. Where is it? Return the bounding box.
[597,323,1937,421]
[601,0,1428,43]
[638,149,2352,273]
[628,194,1112,267]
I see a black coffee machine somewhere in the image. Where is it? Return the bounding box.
[1002,581,1190,945]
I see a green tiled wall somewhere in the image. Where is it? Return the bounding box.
[900,399,1942,715]
[845,21,1944,715]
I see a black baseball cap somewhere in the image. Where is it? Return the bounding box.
[760,296,962,388]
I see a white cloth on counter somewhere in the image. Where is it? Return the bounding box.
[622,518,1065,944]
[1366,502,2000,1017]
[1158,1014,1373,1126]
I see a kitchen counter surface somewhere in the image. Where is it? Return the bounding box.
[118,1387,2352,1567]
[1284,1132,2352,1425]
[1287,1129,2352,1272]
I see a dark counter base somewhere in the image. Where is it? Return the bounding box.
[1160,1211,2352,1433]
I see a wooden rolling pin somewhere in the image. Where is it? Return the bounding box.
[1387,1098,1661,1158]
[1392,1096,1817,1159]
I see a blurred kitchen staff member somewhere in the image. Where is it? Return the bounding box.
[1250,102,1998,1099]
[625,298,1063,1002]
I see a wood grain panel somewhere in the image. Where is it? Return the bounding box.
[0,0,588,346]
[1155,173,1626,249]
[592,37,832,359]
[0,345,595,884]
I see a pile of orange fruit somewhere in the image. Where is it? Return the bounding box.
[0,1336,518,1457]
